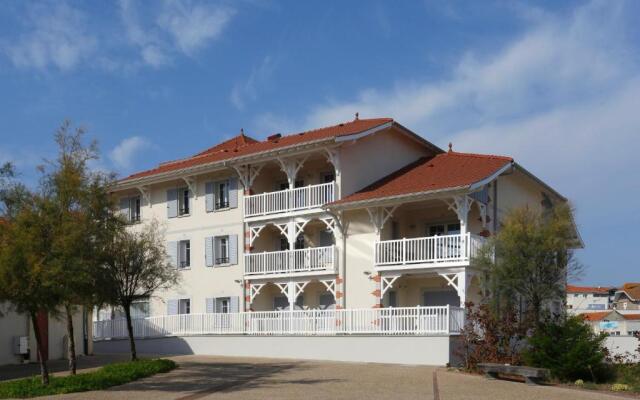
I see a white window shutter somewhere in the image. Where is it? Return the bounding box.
[230,296,239,313]
[167,241,178,268]
[167,299,178,315]
[119,197,130,220]
[205,182,214,212]
[228,178,238,208]
[167,189,178,218]
[228,234,238,264]
[205,237,214,267]
[205,298,215,313]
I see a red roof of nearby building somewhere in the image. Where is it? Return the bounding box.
[329,151,512,206]
[567,285,611,294]
[122,118,394,182]
[581,312,612,321]
[618,283,640,301]
[623,314,640,320]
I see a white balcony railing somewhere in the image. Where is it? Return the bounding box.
[244,181,335,218]
[93,305,464,340]
[375,233,485,267]
[245,246,336,276]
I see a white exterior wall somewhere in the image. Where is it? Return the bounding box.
[339,129,432,197]
[0,305,29,365]
[94,335,460,366]
[138,174,245,316]
[1,304,90,366]
[567,292,610,313]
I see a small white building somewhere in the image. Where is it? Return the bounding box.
[0,303,92,366]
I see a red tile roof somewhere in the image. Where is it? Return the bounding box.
[329,151,512,206]
[567,285,611,294]
[618,283,640,301]
[622,313,640,320]
[581,311,612,322]
[122,118,393,182]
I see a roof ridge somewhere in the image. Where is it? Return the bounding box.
[443,151,513,161]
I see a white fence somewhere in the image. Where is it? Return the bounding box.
[93,306,464,340]
[375,233,485,266]
[245,246,336,276]
[244,181,335,217]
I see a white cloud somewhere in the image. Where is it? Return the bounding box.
[118,0,170,68]
[3,2,97,71]
[109,136,151,171]
[230,56,275,110]
[260,0,639,282]
[158,0,235,55]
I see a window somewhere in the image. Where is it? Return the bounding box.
[178,188,190,215]
[274,295,303,310]
[130,196,141,222]
[322,172,335,183]
[178,240,190,268]
[217,298,230,313]
[427,223,461,236]
[130,300,149,319]
[120,196,141,223]
[215,180,229,209]
[215,236,229,265]
[178,299,190,314]
[319,294,336,310]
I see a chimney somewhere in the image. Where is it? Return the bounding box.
[267,133,282,141]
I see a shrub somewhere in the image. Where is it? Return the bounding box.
[611,383,630,392]
[457,302,527,370]
[574,379,584,386]
[523,316,608,382]
[0,358,176,399]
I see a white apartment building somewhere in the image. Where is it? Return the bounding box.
[566,285,613,314]
[95,117,577,364]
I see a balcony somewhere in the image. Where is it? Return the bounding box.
[245,246,336,277]
[92,305,464,340]
[375,233,486,270]
[244,181,335,218]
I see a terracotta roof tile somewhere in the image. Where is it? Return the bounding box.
[581,311,612,321]
[618,283,640,301]
[623,313,640,320]
[567,285,612,294]
[121,118,393,182]
[329,151,512,206]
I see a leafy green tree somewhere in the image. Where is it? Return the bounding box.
[476,204,581,326]
[38,122,121,375]
[523,316,608,381]
[0,196,61,385]
[101,221,178,360]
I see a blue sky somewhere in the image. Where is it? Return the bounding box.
[0,0,639,286]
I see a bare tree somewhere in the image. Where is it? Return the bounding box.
[100,221,179,360]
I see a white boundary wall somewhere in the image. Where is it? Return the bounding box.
[605,336,640,362]
[94,335,460,366]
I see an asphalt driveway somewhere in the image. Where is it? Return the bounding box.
[6,355,628,400]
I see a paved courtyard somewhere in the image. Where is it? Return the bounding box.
[7,355,628,400]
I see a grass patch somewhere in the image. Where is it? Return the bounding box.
[0,358,176,399]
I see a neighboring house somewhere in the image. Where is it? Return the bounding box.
[0,303,92,366]
[96,117,579,363]
[613,283,640,310]
[582,310,640,336]
[566,285,614,314]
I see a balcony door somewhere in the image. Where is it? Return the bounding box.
[422,289,459,307]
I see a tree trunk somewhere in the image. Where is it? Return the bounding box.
[30,312,50,385]
[124,305,137,361]
[64,303,77,375]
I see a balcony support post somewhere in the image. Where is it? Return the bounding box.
[438,271,472,307]
[277,156,308,189]
[136,186,151,208]
[233,164,263,192]
[324,148,341,199]
[366,206,398,237]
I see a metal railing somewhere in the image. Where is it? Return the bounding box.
[244,181,335,217]
[245,246,336,276]
[93,305,464,340]
[375,233,485,266]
